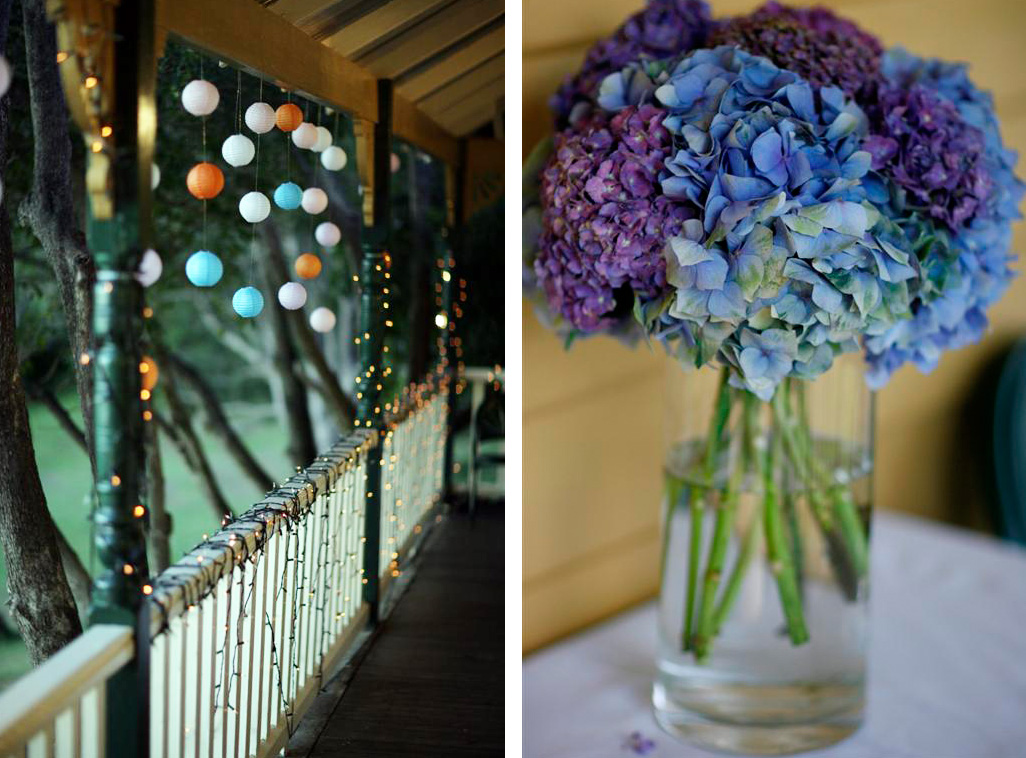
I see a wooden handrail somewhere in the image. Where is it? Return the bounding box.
[0,625,133,753]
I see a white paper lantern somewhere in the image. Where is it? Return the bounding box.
[390,153,401,173]
[312,126,332,153]
[315,222,341,247]
[301,187,328,215]
[135,248,162,288]
[277,282,308,310]
[181,79,219,116]
[245,102,276,134]
[151,163,161,190]
[239,191,271,224]
[0,56,11,98]
[291,122,318,150]
[320,146,347,171]
[221,134,255,167]
[309,307,336,333]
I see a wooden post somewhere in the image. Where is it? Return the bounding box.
[359,79,393,624]
[441,143,465,500]
[74,1,156,755]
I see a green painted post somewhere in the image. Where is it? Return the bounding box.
[85,2,155,755]
[359,79,392,623]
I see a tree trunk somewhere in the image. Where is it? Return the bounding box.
[163,351,274,491]
[20,384,93,616]
[0,0,82,658]
[145,418,171,573]
[20,0,96,472]
[258,221,325,466]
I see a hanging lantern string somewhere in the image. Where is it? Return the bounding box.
[286,91,292,182]
[331,110,340,226]
[235,69,242,133]
[201,58,208,251]
[251,76,264,283]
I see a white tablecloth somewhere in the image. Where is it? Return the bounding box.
[523,512,1026,758]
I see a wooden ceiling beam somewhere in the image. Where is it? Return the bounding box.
[355,0,503,79]
[158,0,378,122]
[418,54,504,114]
[434,78,504,135]
[393,94,461,166]
[322,0,453,58]
[395,25,503,101]
[159,0,465,166]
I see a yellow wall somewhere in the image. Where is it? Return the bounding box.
[522,0,1026,652]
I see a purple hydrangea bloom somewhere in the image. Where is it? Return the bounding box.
[866,84,990,230]
[708,2,882,99]
[635,46,914,397]
[533,106,693,333]
[549,0,711,129]
[862,49,1023,387]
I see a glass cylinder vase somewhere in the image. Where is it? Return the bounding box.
[654,352,873,755]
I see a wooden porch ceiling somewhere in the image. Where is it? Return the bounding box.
[260,0,505,140]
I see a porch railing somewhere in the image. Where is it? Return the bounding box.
[0,377,448,758]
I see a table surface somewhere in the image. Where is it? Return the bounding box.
[523,512,1026,758]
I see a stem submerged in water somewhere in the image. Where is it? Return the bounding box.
[682,369,733,651]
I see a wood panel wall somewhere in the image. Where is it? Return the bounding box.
[522,0,1026,652]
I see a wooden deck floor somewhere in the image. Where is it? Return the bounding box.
[299,501,504,757]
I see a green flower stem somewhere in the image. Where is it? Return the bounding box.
[763,424,810,646]
[692,460,744,661]
[772,388,865,600]
[711,504,762,636]
[682,369,733,651]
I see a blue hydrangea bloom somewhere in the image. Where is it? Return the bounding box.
[615,46,914,397]
[862,49,1023,388]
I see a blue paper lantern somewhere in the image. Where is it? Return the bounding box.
[273,181,302,210]
[232,286,264,318]
[185,250,223,287]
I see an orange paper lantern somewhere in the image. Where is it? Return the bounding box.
[294,253,322,279]
[276,103,303,132]
[186,162,224,200]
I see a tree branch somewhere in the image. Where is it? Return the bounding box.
[19,0,95,473]
[162,351,274,492]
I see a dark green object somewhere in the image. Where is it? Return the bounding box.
[359,248,386,622]
[85,2,155,756]
[359,79,393,623]
[992,339,1026,545]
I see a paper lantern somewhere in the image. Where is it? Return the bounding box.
[221,134,255,167]
[140,356,159,392]
[390,153,401,173]
[181,80,219,116]
[232,286,264,318]
[320,146,347,171]
[312,126,332,153]
[278,282,307,310]
[309,307,336,333]
[291,122,318,149]
[151,163,161,190]
[239,191,271,224]
[275,103,303,132]
[273,182,302,210]
[294,253,322,280]
[185,250,223,287]
[315,222,341,247]
[245,102,276,134]
[135,248,163,288]
[301,187,328,215]
[187,162,224,200]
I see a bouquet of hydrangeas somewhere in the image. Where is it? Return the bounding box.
[524,0,1022,661]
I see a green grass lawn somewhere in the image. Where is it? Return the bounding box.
[0,397,288,688]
